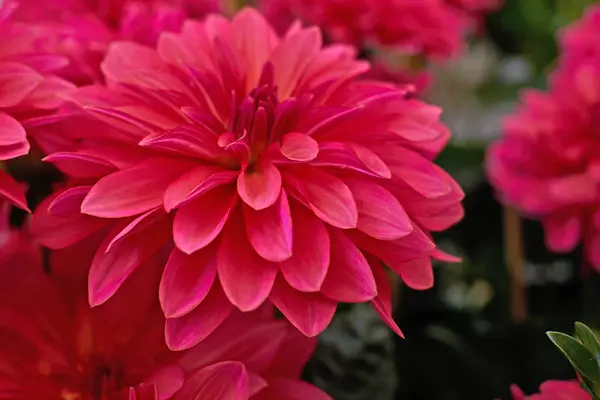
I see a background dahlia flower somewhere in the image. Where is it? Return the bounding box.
[10,0,230,84]
[0,218,330,399]
[510,381,590,400]
[32,7,464,348]
[487,5,600,271]
[0,1,75,211]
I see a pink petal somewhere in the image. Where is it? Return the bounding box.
[164,166,237,212]
[260,378,333,400]
[43,152,117,179]
[237,161,282,210]
[249,374,268,396]
[280,202,330,292]
[0,62,43,108]
[82,158,191,218]
[88,216,172,306]
[139,124,226,161]
[387,148,451,198]
[145,365,185,399]
[347,180,413,240]
[244,190,293,262]
[165,283,234,351]
[280,133,319,162]
[311,142,391,178]
[101,41,169,85]
[173,186,236,255]
[369,259,403,337]
[218,220,278,311]
[31,189,106,249]
[543,214,581,252]
[173,362,248,400]
[390,257,434,290]
[160,247,218,318]
[0,111,27,148]
[321,229,377,302]
[48,186,92,217]
[269,277,336,336]
[0,169,28,211]
[431,248,462,263]
[0,140,30,161]
[285,167,357,229]
[106,207,166,252]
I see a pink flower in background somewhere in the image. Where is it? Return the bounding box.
[0,1,75,210]
[32,8,463,348]
[259,0,500,59]
[10,0,229,84]
[559,5,600,71]
[510,381,590,400]
[487,6,600,271]
[0,218,330,399]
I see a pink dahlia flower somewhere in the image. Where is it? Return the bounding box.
[487,7,600,271]
[260,0,475,59]
[11,0,228,84]
[0,225,330,399]
[33,8,464,348]
[0,1,75,210]
[510,381,590,400]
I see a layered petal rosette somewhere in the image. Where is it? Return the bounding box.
[33,8,464,349]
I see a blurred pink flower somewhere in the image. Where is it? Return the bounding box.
[510,381,590,400]
[0,219,330,399]
[559,5,600,71]
[32,8,463,348]
[0,1,75,210]
[259,0,501,59]
[11,0,228,84]
[487,5,600,271]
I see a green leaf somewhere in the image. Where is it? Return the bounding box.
[575,322,600,358]
[547,331,600,383]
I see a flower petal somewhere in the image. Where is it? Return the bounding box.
[0,111,27,148]
[0,62,43,108]
[88,216,172,306]
[173,186,236,255]
[285,167,357,229]
[139,124,226,161]
[280,202,330,292]
[0,169,28,211]
[243,189,293,262]
[543,214,581,252]
[43,152,118,179]
[160,247,218,318]
[280,132,319,162]
[347,180,413,240]
[321,229,377,302]
[259,378,333,400]
[369,259,403,337]
[390,256,434,290]
[311,142,390,178]
[269,276,336,337]
[82,158,191,218]
[165,283,233,351]
[237,161,282,210]
[218,220,278,311]
[173,362,249,400]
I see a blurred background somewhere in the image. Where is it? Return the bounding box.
[297,1,600,399]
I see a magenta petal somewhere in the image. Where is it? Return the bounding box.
[280,203,330,292]
[269,277,336,336]
[311,142,390,178]
[173,187,236,255]
[388,148,451,198]
[285,167,357,229]
[82,158,191,218]
[173,361,249,400]
[347,180,413,240]
[369,259,404,337]
[0,111,27,149]
[390,257,434,290]
[106,207,166,252]
[218,221,278,311]
[321,229,377,302]
[431,248,462,263]
[88,216,172,306]
[43,152,117,179]
[165,284,234,351]
[0,169,29,211]
[139,124,226,161]
[31,189,106,249]
[145,365,185,399]
[543,214,581,252]
[243,189,293,262]
[237,161,281,210]
[48,186,92,217]
[280,132,319,162]
[160,247,218,318]
[0,63,42,108]
[248,374,268,396]
[164,165,237,211]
